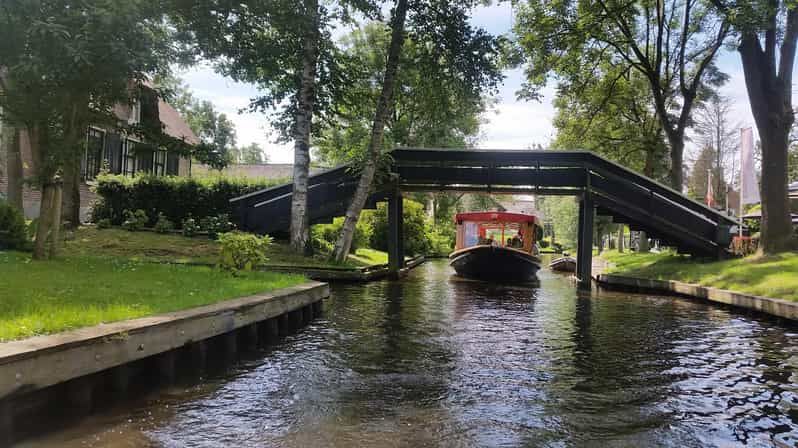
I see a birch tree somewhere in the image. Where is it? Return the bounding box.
[331,0,504,261]
[171,0,377,254]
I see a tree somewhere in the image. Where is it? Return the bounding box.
[687,145,728,206]
[331,0,410,262]
[0,118,23,211]
[314,23,492,166]
[551,64,669,181]
[515,0,729,190]
[239,143,269,165]
[0,0,172,259]
[711,0,797,253]
[330,0,504,261]
[170,0,376,254]
[154,74,237,170]
[694,94,738,209]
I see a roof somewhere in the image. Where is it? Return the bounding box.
[455,211,538,224]
[192,164,324,179]
[158,99,199,145]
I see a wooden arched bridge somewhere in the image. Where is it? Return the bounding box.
[231,148,738,286]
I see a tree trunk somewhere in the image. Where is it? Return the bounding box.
[61,158,81,227]
[3,125,23,211]
[332,0,409,262]
[666,131,685,191]
[289,0,320,255]
[617,226,624,253]
[50,179,63,257]
[737,23,796,254]
[33,181,55,260]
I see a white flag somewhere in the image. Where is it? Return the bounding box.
[740,127,760,205]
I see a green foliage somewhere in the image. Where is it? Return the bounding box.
[366,199,432,256]
[312,216,372,254]
[154,213,175,234]
[427,227,455,256]
[238,143,269,165]
[200,214,234,240]
[315,21,502,167]
[0,0,175,184]
[92,174,284,228]
[121,209,148,232]
[538,196,579,250]
[96,218,112,230]
[0,201,29,251]
[218,232,273,272]
[181,217,201,237]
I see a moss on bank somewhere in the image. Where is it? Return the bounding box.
[601,250,798,302]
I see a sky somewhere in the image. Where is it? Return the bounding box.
[180,3,766,165]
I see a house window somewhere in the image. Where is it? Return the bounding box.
[136,147,154,174]
[121,138,138,176]
[154,150,167,176]
[166,152,180,175]
[83,128,105,180]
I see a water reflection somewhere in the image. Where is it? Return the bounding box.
[23,260,798,447]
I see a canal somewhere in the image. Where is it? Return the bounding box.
[23,260,798,447]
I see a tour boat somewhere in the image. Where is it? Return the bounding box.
[549,254,577,273]
[449,211,542,282]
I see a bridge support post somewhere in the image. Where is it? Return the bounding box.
[388,189,405,276]
[576,191,594,288]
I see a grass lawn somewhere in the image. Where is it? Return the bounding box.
[601,249,798,302]
[0,251,306,342]
[66,227,389,268]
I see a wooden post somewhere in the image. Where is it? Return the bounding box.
[576,192,594,288]
[388,189,404,274]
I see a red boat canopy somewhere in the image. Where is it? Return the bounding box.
[455,212,537,225]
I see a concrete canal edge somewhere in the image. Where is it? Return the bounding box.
[0,281,329,442]
[595,274,798,322]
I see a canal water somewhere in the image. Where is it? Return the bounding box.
[23,260,798,447]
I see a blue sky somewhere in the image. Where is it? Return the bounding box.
[181,3,765,164]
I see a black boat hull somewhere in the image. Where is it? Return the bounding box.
[449,246,541,282]
[549,256,577,273]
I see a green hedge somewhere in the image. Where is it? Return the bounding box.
[92,174,286,228]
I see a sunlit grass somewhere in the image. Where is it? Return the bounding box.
[65,227,388,268]
[0,251,306,342]
[601,250,798,301]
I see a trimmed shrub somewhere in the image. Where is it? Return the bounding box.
[0,200,29,250]
[121,209,148,231]
[201,213,234,240]
[366,199,432,256]
[96,218,112,229]
[181,216,201,237]
[218,231,273,272]
[154,213,174,234]
[311,215,372,254]
[92,174,286,229]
